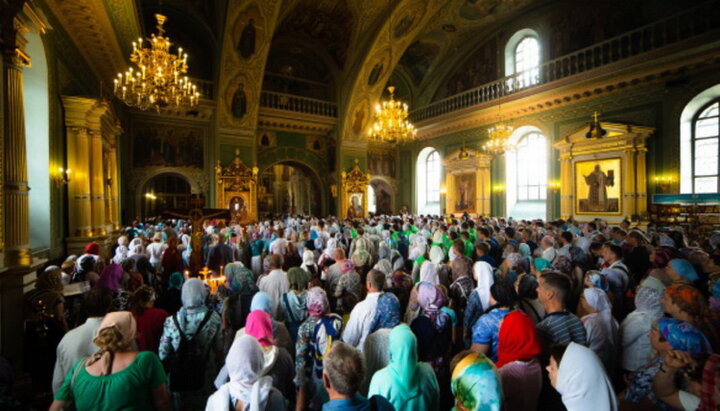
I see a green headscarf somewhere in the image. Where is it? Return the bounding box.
[287,267,309,291]
[533,258,552,272]
[388,324,421,397]
[168,271,185,290]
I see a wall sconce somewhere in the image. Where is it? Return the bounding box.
[653,175,676,192]
[144,192,157,200]
[548,180,561,193]
[54,167,71,185]
[491,184,505,193]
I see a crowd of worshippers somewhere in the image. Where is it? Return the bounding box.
[11,214,720,410]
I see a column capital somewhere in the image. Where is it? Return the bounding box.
[62,96,99,127]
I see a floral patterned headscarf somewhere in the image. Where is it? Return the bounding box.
[451,351,502,411]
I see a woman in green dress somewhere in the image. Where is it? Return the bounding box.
[50,311,171,411]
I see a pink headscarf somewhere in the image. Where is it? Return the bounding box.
[341,259,356,274]
[245,310,274,347]
[306,286,329,317]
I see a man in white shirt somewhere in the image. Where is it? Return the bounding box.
[257,253,289,319]
[342,270,386,350]
[52,287,113,393]
[269,228,289,256]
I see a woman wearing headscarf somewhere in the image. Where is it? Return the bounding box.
[666,258,699,284]
[112,235,129,265]
[160,237,183,290]
[280,267,310,343]
[623,317,713,409]
[206,335,286,411]
[97,263,130,312]
[294,287,343,410]
[463,261,494,338]
[620,286,664,372]
[223,261,258,325]
[449,351,502,411]
[368,324,440,411]
[50,312,171,411]
[236,292,294,356]
[496,310,542,411]
[159,279,224,409]
[24,267,68,392]
[470,282,517,362]
[334,260,363,317]
[216,310,295,405]
[351,239,373,277]
[547,342,617,411]
[663,283,720,351]
[419,254,441,285]
[579,287,619,374]
[130,285,169,354]
[74,254,100,285]
[155,272,184,316]
[300,249,319,284]
[515,273,545,324]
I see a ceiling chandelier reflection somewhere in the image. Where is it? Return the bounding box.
[369,86,417,144]
[113,14,199,111]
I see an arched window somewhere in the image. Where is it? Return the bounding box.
[505,29,541,89]
[690,101,719,193]
[680,85,720,193]
[23,32,50,251]
[416,147,442,215]
[506,128,548,219]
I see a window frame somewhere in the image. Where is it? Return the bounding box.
[690,99,720,193]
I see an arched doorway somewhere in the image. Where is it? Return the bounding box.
[370,179,393,215]
[141,173,192,218]
[257,161,322,216]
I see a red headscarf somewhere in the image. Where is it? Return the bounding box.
[699,354,720,411]
[245,310,274,347]
[84,242,100,255]
[496,310,541,368]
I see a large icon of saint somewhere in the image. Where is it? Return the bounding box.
[583,164,613,211]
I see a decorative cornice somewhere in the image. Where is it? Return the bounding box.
[257,109,337,134]
[43,0,135,84]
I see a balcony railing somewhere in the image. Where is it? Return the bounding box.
[260,91,338,117]
[411,0,720,123]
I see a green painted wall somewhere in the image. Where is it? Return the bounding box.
[219,143,254,166]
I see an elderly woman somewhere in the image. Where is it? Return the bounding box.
[368,324,440,411]
[334,260,363,317]
[159,279,223,410]
[620,286,664,372]
[235,292,294,356]
[579,287,618,374]
[547,342,617,411]
[280,267,310,343]
[663,283,720,351]
[50,312,171,411]
[224,261,258,324]
[206,335,286,411]
[295,287,343,410]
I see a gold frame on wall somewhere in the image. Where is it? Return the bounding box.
[574,157,622,215]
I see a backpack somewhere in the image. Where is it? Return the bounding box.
[311,314,342,378]
[169,310,213,392]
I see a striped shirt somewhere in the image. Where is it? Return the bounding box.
[537,311,587,347]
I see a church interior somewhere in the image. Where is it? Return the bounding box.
[2,0,720,407]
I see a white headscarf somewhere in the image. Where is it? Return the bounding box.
[583,288,615,329]
[429,246,445,264]
[207,335,274,411]
[419,261,439,285]
[472,261,494,312]
[373,259,393,278]
[556,342,617,411]
[301,249,317,273]
[112,244,128,265]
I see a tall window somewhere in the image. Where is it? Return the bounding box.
[426,151,441,202]
[691,101,719,193]
[515,36,540,87]
[506,127,547,219]
[416,147,442,215]
[515,132,547,200]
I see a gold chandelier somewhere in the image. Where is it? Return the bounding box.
[368,86,417,144]
[483,122,514,155]
[113,14,199,111]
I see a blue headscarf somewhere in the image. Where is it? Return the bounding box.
[669,259,699,282]
[657,317,712,354]
[250,291,272,315]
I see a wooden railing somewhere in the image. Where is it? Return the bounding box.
[410,0,720,122]
[260,91,338,117]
